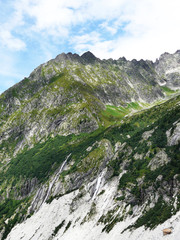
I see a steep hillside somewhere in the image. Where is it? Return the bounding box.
[0,51,179,240]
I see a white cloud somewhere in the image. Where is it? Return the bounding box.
[0,1,26,51]
[71,33,114,59]
[99,22,118,35]
[0,29,26,51]
[10,0,128,38]
[6,0,180,60]
[70,0,180,60]
[73,32,101,44]
[13,0,77,37]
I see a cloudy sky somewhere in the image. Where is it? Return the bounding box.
[0,0,180,93]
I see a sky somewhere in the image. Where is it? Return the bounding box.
[0,0,180,93]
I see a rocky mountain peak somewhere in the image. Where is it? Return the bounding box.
[154,50,180,89]
[81,51,97,63]
[175,49,180,55]
[55,52,83,63]
[53,51,98,64]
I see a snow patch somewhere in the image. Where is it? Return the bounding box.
[6,174,180,240]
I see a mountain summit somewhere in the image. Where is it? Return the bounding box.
[81,51,97,63]
[0,50,180,240]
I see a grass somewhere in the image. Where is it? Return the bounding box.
[160,86,177,95]
[101,101,143,126]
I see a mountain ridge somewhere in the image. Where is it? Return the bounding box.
[0,50,179,240]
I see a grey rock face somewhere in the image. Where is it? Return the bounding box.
[148,150,171,171]
[155,50,180,89]
[81,51,98,63]
[142,129,154,140]
[166,122,180,146]
[20,178,38,197]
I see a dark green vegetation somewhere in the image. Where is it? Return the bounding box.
[132,198,175,229]
[0,198,30,239]
[122,197,179,233]
[160,86,177,95]
[2,129,106,183]
[64,221,72,233]
[118,95,180,188]
[98,206,123,233]
[5,135,75,181]
[52,220,65,237]
[0,199,23,221]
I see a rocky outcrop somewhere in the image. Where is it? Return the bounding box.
[148,150,171,171]
[166,121,180,146]
[155,50,180,89]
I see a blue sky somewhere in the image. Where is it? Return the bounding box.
[0,0,180,93]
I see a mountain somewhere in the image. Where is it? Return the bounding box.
[0,51,180,240]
